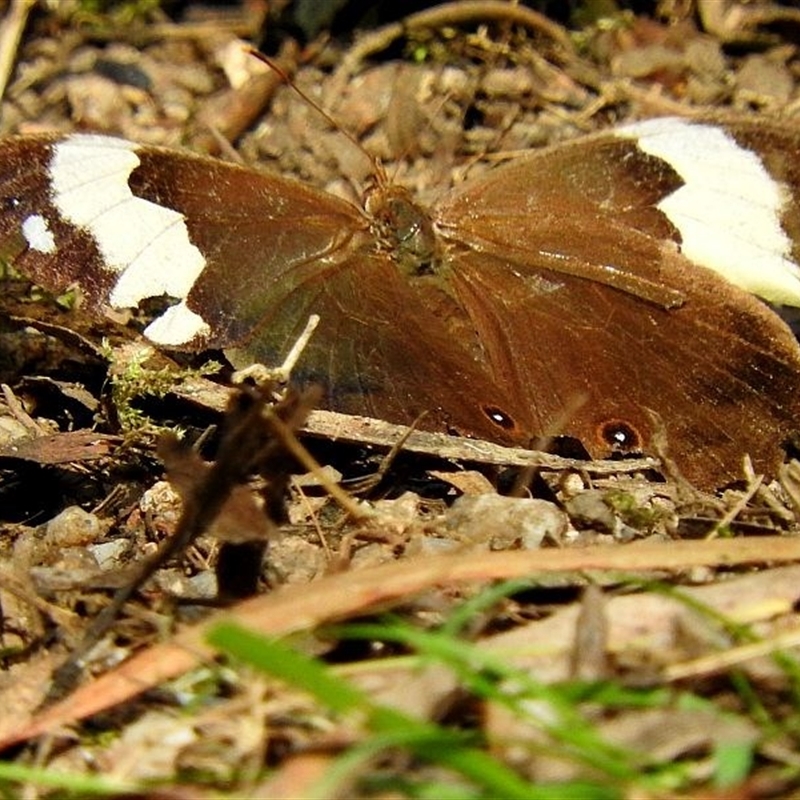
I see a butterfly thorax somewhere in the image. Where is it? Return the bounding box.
[364,183,438,276]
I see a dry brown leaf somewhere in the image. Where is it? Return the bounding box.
[0,430,120,464]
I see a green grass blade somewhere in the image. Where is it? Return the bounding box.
[207,621,538,799]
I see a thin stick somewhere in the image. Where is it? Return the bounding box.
[0,0,35,103]
[46,387,275,702]
[266,413,371,522]
[232,314,320,386]
[330,0,575,97]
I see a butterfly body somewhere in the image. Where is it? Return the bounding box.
[1,117,800,487]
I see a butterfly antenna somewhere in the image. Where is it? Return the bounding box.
[246,48,389,186]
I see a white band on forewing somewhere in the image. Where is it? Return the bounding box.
[617,117,800,307]
[46,134,210,344]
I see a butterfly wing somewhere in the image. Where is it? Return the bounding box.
[433,123,800,486]
[0,135,532,440]
[122,146,545,435]
[0,135,376,349]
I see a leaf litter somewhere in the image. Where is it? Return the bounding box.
[1,1,800,797]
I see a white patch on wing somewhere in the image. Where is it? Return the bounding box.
[143,301,210,346]
[616,117,800,307]
[22,214,56,253]
[48,134,209,343]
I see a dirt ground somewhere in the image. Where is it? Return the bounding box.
[2,1,800,797]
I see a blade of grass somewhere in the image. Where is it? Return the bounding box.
[713,740,754,789]
[437,578,536,637]
[329,619,639,781]
[0,762,139,795]
[207,621,540,800]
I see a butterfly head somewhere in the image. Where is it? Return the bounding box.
[363,182,438,276]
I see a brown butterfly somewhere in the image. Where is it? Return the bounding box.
[1,115,799,489]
